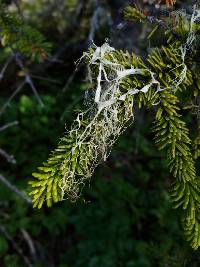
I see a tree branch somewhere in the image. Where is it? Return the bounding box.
[0,80,26,117]
[0,174,32,205]
[14,53,44,107]
[0,148,16,164]
[0,56,13,81]
[0,121,18,132]
[0,224,33,267]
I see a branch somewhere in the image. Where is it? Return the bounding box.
[0,148,16,164]
[0,56,13,81]
[0,80,26,117]
[21,228,37,261]
[30,74,61,85]
[0,174,32,205]
[14,53,44,107]
[0,224,33,267]
[146,15,169,30]
[60,94,83,121]
[0,53,44,117]
[62,64,80,92]
[88,0,100,42]
[0,120,18,132]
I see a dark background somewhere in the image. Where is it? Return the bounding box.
[0,0,200,266]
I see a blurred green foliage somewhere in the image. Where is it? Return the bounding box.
[0,0,200,266]
[1,92,200,266]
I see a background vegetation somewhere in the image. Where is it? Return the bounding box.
[0,0,200,266]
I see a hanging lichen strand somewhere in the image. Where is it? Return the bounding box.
[29,6,200,249]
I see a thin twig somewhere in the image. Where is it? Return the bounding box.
[146,15,169,29]
[0,121,18,132]
[0,224,33,267]
[30,74,62,84]
[88,0,101,42]
[74,0,85,18]
[21,229,37,261]
[25,75,44,107]
[14,53,44,107]
[60,95,83,121]
[62,65,80,92]
[0,56,13,81]
[0,174,32,205]
[0,148,16,164]
[0,80,26,117]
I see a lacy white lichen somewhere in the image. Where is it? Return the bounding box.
[59,6,199,201]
